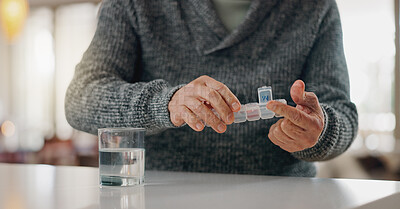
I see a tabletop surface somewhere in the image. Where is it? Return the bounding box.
[0,163,399,209]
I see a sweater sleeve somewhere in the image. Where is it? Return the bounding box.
[64,0,182,135]
[291,1,358,161]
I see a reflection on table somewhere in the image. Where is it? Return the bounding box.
[0,163,399,209]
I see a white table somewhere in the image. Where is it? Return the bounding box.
[0,163,399,209]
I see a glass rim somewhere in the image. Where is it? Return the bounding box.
[98,127,146,132]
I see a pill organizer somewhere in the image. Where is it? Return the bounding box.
[231,99,286,123]
[258,86,273,105]
[206,86,287,126]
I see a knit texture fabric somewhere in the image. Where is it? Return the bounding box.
[65,0,358,177]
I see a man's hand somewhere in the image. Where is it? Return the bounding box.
[266,80,324,152]
[168,75,241,133]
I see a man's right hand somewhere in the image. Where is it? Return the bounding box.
[168,75,241,133]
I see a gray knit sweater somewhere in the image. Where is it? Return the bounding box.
[65,0,358,177]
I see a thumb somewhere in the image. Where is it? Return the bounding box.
[290,80,320,111]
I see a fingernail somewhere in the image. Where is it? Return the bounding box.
[218,124,225,132]
[232,102,240,110]
[196,123,203,130]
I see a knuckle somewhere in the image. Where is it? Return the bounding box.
[269,124,276,132]
[188,114,197,124]
[184,83,196,93]
[208,89,219,100]
[311,93,319,102]
[185,83,196,88]
[276,106,286,116]
[191,80,203,87]
[180,111,188,120]
[192,83,202,93]
[311,118,324,131]
[206,113,219,125]
[190,101,203,113]
[223,110,233,122]
[280,120,289,131]
[317,118,324,130]
[171,113,180,123]
[216,83,227,92]
[273,127,281,136]
[199,75,210,81]
[197,112,207,120]
[307,92,319,105]
[168,101,177,110]
[273,104,282,113]
[308,92,317,99]
[225,96,233,104]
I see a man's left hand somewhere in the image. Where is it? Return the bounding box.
[266,80,324,153]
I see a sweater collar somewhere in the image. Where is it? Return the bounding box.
[188,0,278,55]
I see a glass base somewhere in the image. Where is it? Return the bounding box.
[100,175,144,187]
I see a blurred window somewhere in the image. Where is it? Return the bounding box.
[54,3,99,140]
[337,0,396,153]
[5,7,55,152]
[0,3,99,152]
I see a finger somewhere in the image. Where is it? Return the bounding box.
[184,97,227,133]
[290,80,321,112]
[197,85,234,124]
[272,120,296,144]
[271,120,304,152]
[200,75,241,112]
[267,100,312,129]
[268,123,287,146]
[296,104,313,114]
[169,105,185,127]
[268,125,301,152]
[180,106,204,132]
[283,118,321,148]
[269,122,286,143]
[290,80,305,104]
[280,118,306,140]
[268,132,286,148]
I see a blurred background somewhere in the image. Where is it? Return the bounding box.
[0,0,399,180]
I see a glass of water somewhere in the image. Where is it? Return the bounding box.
[98,128,145,187]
